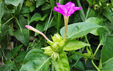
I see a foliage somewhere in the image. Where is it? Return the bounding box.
[0,0,113,71]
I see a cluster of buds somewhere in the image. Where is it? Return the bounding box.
[26,25,65,60]
[42,34,65,60]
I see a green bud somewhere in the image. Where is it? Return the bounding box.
[42,46,53,56]
[51,52,59,61]
[52,33,63,42]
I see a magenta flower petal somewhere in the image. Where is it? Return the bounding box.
[54,2,81,17]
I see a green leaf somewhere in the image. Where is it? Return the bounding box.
[36,0,46,8]
[60,22,103,39]
[69,53,82,60]
[20,49,50,71]
[18,15,27,29]
[5,0,22,6]
[14,29,29,46]
[0,64,12,71]
[21,6,31,14]
[101,36,113,63]
[85,17,103,35]
[63,40,90,51]
[0,61,18,71]
[15,51,27,62]
[11,45,23,57]
[87,0,95,6]
[30,13,41,23]
[30,6,35,12]
[77,0,85,21]
[41,3,51,10]
[52,51,70,71]
[99,27,110,45]
[40,14,48,21]
[103,10,112,22]
[102,57,113,71]
[74,61,85,71]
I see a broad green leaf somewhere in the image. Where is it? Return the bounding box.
[101,36,113,63]
[74,61,85,71]
[1,25,9,37]
[36,0,46,8]
[87,0,95,6]
[30,6,35,12]
[11,45,23,57]
[0,61,18,71]
[40,14,48,21]
[18,15,27,29]
[102,57,113,71]
[15,51,27,62]
[21,6,31,14]
[5,50,12,60]
[1,36,8,50]
[60,22,103,39]
[103,10,112,22]
[63,40,90,51]
[41,3,51,10]
[69,53,82,60]
[20,49,50,71]
[0,64,12,71]
[14,29,29,46]
[52,51,70,71]
[30,13,41,23]
[5,0,22,6]
[85,17,103,35]
[99,27,110,45]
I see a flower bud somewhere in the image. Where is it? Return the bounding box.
[52,33,63,42]
[42,46,53,56]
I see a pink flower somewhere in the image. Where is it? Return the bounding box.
[54,2,81,17]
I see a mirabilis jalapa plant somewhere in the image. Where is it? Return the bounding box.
[25,2,90,71]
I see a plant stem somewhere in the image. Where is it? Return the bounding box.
[57,0,64,33]
[85,35,93,54]
[94,43,101,56]
[91,60,100,71]
[50,0,57,21]
[2,17,14,26]
[77,0,85,21]
[69,51,99,60]
[85,7,90,20]
[64,16,69,40]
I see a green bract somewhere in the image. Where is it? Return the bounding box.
[42,33,65,60]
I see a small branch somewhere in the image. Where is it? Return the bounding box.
[91,60,100,71]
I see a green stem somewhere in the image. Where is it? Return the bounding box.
[5,6,22,31]
[50,0,57,21]
[57,0,64,33]
[69,51,99,60]
[94,43,101,56]
[15,17,22,31]
[85,35,93,54]
[2,17,14,26]
[91,60,100,71]
[77,0,85,21]
[85,7,90,21]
